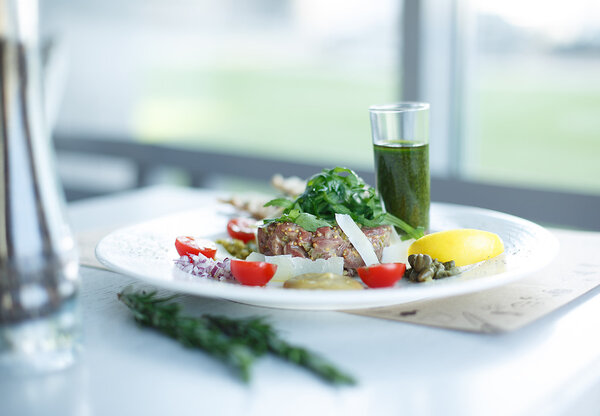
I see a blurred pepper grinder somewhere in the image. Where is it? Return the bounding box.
[0,0,80,372]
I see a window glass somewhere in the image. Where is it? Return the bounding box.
[43,0,401,170]
[466,0,600,194]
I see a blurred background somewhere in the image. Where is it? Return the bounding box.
[39,0,600,229]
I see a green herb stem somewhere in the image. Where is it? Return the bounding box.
[118,289,356,385]
[383,213,425,241]
[118,289,256,381]
[267,338,356,385]
[207,315,356,385]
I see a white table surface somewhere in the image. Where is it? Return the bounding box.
[2,185,600,416]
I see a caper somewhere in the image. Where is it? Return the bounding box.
[417,269,434,282]
[443,260,456,270]
[408,254,416,268]
[406,269,417,282]
[446,267,460,276]
[413,254,432,272]
[405,254,462,283]
[434,270,448,279]
[216,238,255,259]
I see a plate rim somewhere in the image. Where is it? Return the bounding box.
[95,202,559,310]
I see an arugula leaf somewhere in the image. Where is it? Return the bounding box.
[264,198,294,209]
[263,209,330,232]
[263,167,425,240]
[293,213,331,231]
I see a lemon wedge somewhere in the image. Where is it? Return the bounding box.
[407,229,504,267]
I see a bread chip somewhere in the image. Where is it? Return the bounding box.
[219,174,306,219]
[271,174,306,197]
[218,195,281,220]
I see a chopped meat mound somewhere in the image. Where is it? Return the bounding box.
[257,222,392,274]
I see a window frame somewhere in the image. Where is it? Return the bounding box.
[400,0,600,230]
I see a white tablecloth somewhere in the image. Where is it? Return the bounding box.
[2,186,600,416]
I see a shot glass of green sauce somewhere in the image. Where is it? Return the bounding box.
[369,103,430,234]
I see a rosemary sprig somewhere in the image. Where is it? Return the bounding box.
[206,315,356,385]
[118,289,256,381]
[118,288,356,385]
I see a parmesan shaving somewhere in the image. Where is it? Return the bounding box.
[334,213,379,267]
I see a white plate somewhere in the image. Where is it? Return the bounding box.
[95,203,558,310]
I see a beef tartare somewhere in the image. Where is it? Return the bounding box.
[257,222,392,273]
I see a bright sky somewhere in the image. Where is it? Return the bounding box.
[293,0,397,36]
[475,0,600,41]
[293,0,599,43]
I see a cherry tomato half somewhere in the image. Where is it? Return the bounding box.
[175,236,218,259]
[226,218,257,243]
[230,259,277,286]
[357,263,406,288]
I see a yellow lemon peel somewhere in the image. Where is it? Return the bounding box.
[408,229,504,267]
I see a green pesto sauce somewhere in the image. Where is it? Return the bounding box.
[374,141,430,233]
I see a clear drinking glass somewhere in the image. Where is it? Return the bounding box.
[370,102,430,234]
[0,0,80,374]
